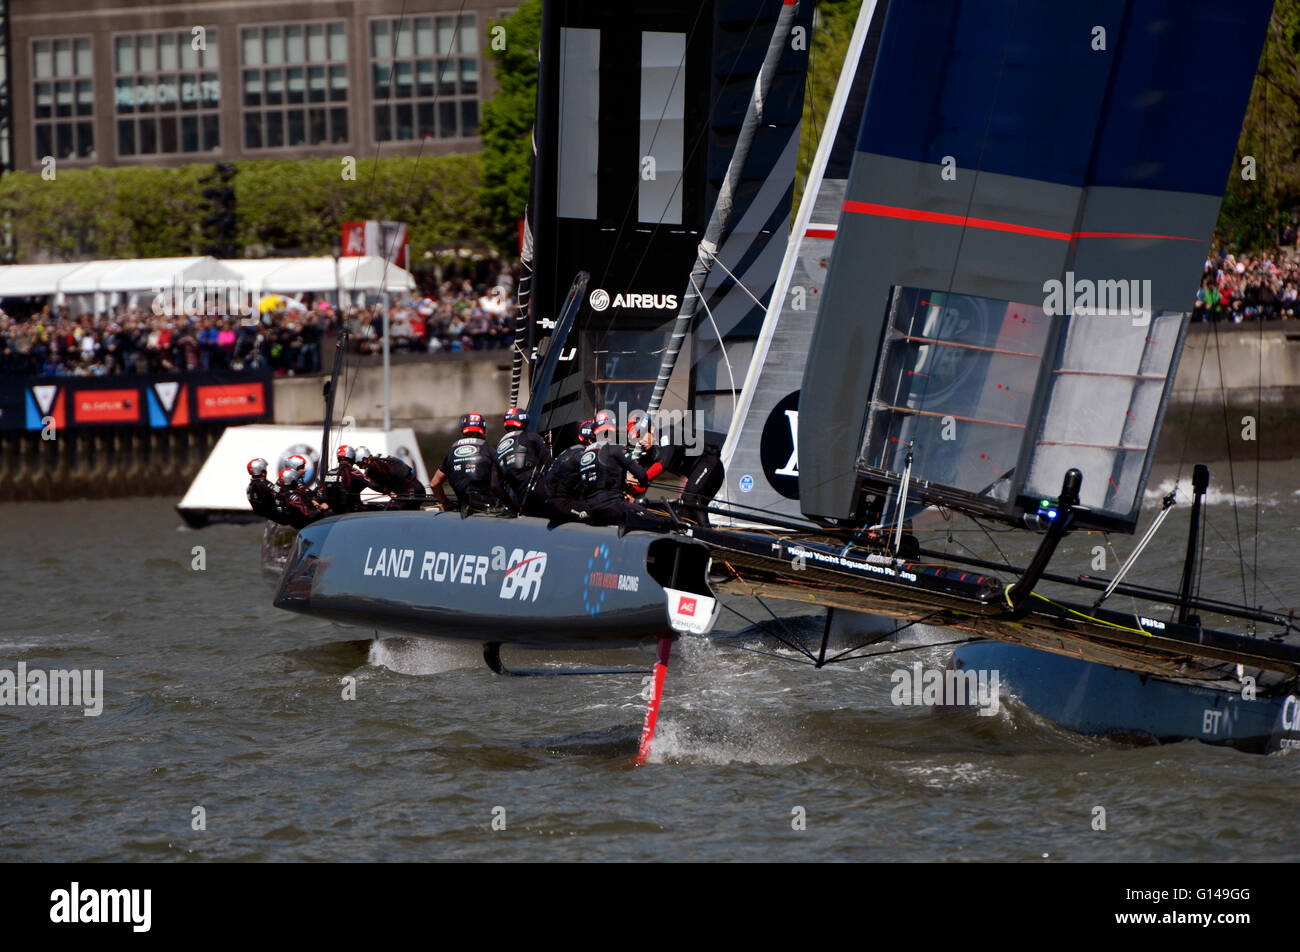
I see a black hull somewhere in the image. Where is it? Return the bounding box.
[273,511,716,649]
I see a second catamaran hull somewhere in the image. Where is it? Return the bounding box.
[949,641,1300,755]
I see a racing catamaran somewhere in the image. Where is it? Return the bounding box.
[274,0,1300,758]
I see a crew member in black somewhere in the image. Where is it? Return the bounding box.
[496,406,551,516]
[542,419,594,523]
[430,413,507,514]
[579,411,659,528]
[245,458,283,521]
[356,446,426,510]
[624,411,664,499]
[321,444,386,513]
[275,467,330,529]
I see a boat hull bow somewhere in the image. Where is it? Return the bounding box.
[273,511,716,649]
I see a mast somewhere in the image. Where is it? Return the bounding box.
[319,327,348,483]
[1177,463,1210,625]
[645,0,800,419]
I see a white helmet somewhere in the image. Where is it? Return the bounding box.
[247,458,268,477]
[289,454,308,472]
[337,444,356,464]
[354,446,372,462]
[277,468,299,487]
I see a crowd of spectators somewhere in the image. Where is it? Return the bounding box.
[0,269,518,377]
[1194,243,1300,322]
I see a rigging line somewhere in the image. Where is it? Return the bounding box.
[1196,509,1290,609]
[969,515,1014,567]
[819,610,950,666]
[719,558,818,660]
[719,641,821,666]
[1256,29,1268,613]
[591,2,768,348]
[718,599,817,662]
[690,271,738,414]
[1174,319,1211,490]
[1210,318,1251,607]
[1029,592,1150,637]
[1254,285,1263,610]
[824,636,977,666]
[337,1,468,433]
[700,245,769,312]
[792,0,825,213]
[336,0,412,429]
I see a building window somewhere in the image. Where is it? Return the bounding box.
[241,22,348,149]
[370,14,479,142]
[113,29,220,157]
[32,37,94,161]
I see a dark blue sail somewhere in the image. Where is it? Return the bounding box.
[798,0,1272,531]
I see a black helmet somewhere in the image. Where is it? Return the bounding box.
[460,412,486,435]
[503,406,528,429]
[578,420,595,444]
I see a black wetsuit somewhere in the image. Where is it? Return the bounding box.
[247,476,281,521]
[439,436,503,512]
[496,428,551,515]
[578,441,652,526]
[542,443,590,522]
[276,484,325,530]
[321,463,384,513]
[364,455,425,510]
[667,443,725,525]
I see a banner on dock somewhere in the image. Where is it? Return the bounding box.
[0,367,273,431]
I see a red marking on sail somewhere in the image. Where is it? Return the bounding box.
[804,228,837,239]
[1108,477,1120,491]
[907,371,930,378]
[634,636,674,766]
[980,453,998,471]
[841,200,1202,243]
[997,383,1016,399]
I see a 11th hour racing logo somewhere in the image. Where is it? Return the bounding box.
[588,289,679,312]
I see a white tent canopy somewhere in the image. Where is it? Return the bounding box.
[0,262,90,297]
[222,255,415,294]
[57,256,243,294]
[0,254,414,313]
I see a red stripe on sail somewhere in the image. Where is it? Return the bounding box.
[841,200,1201,243]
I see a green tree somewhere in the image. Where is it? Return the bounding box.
[1218,0,1300,251]
[0,155,490,263]
[480,1,543,251]
[795,0,861,211]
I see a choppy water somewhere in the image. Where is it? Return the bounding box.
[2,460,1299,861]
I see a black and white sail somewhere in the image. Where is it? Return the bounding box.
[521,0,812,438]
[797,0,1273,533]
[718,0,889,520]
